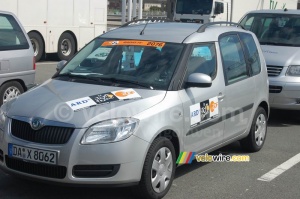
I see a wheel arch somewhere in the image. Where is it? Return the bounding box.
[0,79,26,91]
[153,130,180,160]
[258,101,269,119]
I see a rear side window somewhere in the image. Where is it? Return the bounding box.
[239,33,261,75]
[219,34,248,85]
[0,14,29,51]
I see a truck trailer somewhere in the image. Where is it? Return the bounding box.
[0,0,107,61]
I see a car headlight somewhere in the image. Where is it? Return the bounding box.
[0,108,7,131]
[286,65,300,76]
[81,118,139,144]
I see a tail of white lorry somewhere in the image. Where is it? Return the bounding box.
[0,0,107,61]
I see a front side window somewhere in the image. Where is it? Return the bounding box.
[219,35,248,85]
[176,0,213,15]
[185,43,217,80]
[240,13,300,47]
[0,14,29,51]
[57,39,184,90]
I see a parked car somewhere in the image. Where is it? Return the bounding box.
[240,9,300,110]
[0,20,269,199]
[0,10,35,105]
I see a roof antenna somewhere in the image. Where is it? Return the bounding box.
[140,20,151,35]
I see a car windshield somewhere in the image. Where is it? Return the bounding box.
[56,38,184,90]
[176,0,213,15]
[240,13,300,47]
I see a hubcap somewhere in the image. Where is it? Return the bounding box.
[254,113,267,146]
[61,39,72,56]
[3,86,21,104]
[151,147,173,193]
[31,38,39,57]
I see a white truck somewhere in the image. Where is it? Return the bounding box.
[0,0,107,61]
[167,0,298,24]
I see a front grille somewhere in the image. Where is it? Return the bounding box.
[267,65,284,76]
[73,165,120,178]
[269,85,283,93]
[5,156,67,179]
[0,149,3,162]
[11,119,74,144]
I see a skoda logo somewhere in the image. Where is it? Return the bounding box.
[31,118,43,130]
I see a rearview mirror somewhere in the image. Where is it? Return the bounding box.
[214,2,224,15]
[56,60,67,72]
[186,73,212,88]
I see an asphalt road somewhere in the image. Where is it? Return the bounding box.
[0,62,299,199]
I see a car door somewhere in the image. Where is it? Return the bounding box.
[218,33,256,141]
[179,43,226,153]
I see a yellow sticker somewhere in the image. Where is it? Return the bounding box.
[102,40,165,48]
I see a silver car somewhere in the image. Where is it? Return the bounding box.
[240,9,300,110]
[0,21,269,199]
[0,11,35,105]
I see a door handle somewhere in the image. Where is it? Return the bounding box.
[218,93,225,100]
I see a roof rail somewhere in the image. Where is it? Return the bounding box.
[120,17,172,28]
[197,21,245,33]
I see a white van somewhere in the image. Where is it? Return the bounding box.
[240,9,300,110]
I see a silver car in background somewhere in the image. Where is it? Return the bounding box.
[0,21,269,199]
[240,9,300,110]
[0,10,35,105]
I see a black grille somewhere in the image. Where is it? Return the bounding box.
[11,119,74,144]
[269,85,283,93]
[267,65,284,76]
[5,156,67,179]
[0,149,3,162]
[73,165,120,178]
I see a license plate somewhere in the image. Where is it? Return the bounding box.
[8,143,57,165]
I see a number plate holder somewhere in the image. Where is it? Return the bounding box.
[8,143,58,165]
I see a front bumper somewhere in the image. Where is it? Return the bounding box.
[0,122,149,185]
[269,81,300,110]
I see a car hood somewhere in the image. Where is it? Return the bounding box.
[6,79,166,128]
[261,45,300,66]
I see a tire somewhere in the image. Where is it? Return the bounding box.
[28,32,44,62]
[240,107,268,152]
[0,81,24,105]
[57,32,76,61]
[133,137,176,199]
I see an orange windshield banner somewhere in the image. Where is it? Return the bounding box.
[102,40,165,48]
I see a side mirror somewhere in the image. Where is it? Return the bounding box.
[56,60,67,72]
[214,2,224,15]
[186,73,212,88]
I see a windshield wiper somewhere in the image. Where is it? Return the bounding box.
[98,77,154,90]
[54,73,102,82]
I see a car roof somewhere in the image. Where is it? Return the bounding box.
[101,22,248,44]
[246,9,300,15]
[0,10,14,15]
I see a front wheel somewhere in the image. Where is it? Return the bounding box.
[133,137,176,199]
[57,32,76,61]
[240,107,268,152]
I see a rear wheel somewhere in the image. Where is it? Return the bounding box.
[133,137,176,199]
[240,107,267,152]
[57,32,76,60]
[0,81,24,105]
[28,32,44,62]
